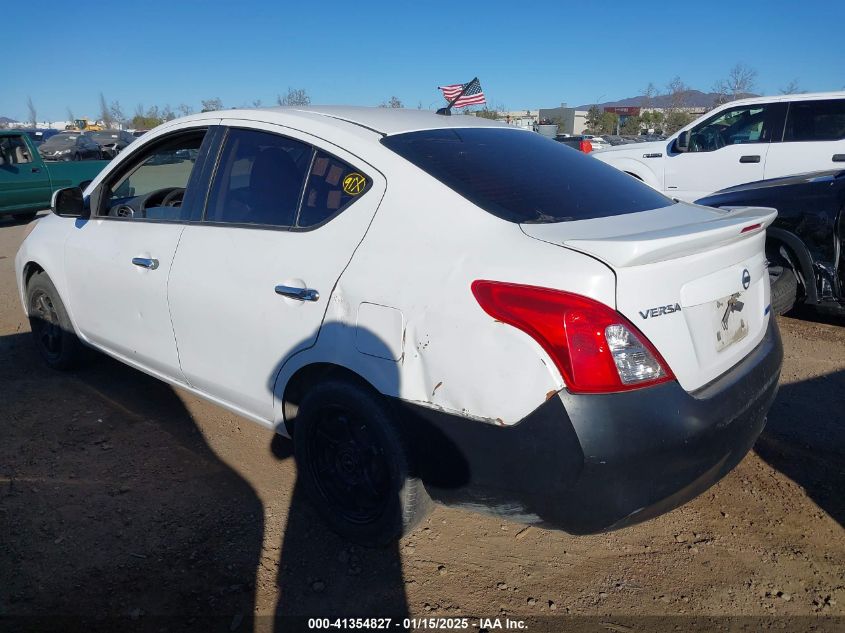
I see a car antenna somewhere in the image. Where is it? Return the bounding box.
[436,77,479,116]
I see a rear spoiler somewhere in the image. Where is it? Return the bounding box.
[563,206,778,267]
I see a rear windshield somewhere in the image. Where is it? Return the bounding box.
[381,128,674,223]
[90,131,121,141]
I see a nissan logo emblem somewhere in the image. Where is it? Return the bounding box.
[742,269,751,290]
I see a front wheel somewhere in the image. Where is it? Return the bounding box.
[27,272,85,369]
[294,380,432,547]
[14,211,37,223]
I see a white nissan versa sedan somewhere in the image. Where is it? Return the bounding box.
[15,107,783,546]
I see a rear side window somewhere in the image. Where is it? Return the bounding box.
[784,100,845,142]
[298,150,370,228]
[381,128,674,223]
[206,128,311,227]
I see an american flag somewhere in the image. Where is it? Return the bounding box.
[438,78,486,108]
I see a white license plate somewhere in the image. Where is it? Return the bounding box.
[713,292,749,352]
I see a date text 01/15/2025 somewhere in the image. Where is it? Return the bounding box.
[306,617,528,629]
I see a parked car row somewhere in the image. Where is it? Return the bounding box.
[8,127,138,162]
[0,130,108,220]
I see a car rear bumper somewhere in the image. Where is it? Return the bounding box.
[395,318,782,534]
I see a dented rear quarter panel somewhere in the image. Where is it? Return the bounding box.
[273,152,617,428]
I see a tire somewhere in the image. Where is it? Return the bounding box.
[26,272,85,370]
[14,211,37,223]
[769,257,799,316]
[294,379,432,547]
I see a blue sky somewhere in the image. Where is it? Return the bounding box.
[3,0,844,122]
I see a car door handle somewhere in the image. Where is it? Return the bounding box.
[833,154,845,162]
[132,257,159,270]
[275,285,319,302]
[739,155,761,163]
[31,167,41,173]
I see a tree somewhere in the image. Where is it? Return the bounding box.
[26,96,37,128]
[277,88,311,106]
[109,101,125,129]
[252,99,263,108]
[713,63,757,106]
[661,76,695,134]
[177,103,194,117]
[379,96,403,108]
[201,98,224,112]
[640,109,664,134]
[161,104,176,122]
[620,115,642,135]
[779,79,804,95]
[585,105,603,131]
[473,106,499,120]
[131,104,167,130]
[99,93,114,129]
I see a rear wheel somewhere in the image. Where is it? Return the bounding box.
[294,379,432,547]
[26,272,84,369]
[768,250,799,316]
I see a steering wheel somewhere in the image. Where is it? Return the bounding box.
[161,187,185,207]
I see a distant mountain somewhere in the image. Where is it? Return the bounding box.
[0,116,17,125]
[576,90,759,110]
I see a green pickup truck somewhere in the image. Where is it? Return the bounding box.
[0,130,109,221]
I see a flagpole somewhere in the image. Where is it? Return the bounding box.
[436,77,479,116]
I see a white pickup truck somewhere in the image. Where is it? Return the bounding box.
[592,92,845,201]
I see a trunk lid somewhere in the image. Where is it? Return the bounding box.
[521,203,777,391]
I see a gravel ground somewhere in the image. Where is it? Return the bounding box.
[1,214,843,632]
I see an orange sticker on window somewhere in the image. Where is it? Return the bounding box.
[342,172,367,196]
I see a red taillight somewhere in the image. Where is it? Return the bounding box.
[579,140,593,153]
[741,223,762,233]
[471,280,674,394]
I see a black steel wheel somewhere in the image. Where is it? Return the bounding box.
[294,380,432,546]
[26,272,84,369]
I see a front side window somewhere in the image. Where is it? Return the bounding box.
[205,128,311,227]
[382,128,673,224]
[0,135,33,165]
[688,104,774,152]
[784,99,845,142]
[99,129,206,221]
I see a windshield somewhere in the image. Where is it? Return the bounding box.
[42,134,78,149]
[381,128,675,223]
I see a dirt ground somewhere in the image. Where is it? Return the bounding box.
[1,214,843,632]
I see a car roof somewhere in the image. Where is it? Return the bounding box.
[717,90,845,108]
[179,105,512,137]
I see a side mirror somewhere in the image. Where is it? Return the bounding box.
[51,187,86,218]
[675,130,690,153]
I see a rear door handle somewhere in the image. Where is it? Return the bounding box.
[132,257,159,270]
[31,167,41,173]
[275,285,319,302]
[833,154,845,162]
[739,155,761,163]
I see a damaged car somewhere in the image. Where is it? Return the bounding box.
[16,107,782,545]
[698,170,845,316]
